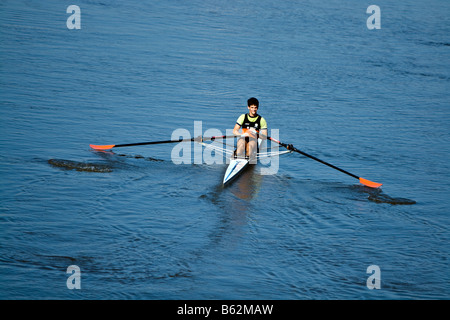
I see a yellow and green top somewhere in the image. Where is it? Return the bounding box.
[236,114,267,131]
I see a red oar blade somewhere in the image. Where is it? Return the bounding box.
[359,177,382,188]
[90,144,116,150]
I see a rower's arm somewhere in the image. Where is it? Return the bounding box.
[233,123,241,136]
[260,128,268,139]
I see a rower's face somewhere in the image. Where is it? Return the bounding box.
[248,104,258,116]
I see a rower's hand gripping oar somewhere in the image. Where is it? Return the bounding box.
[266,135,382,188]
[89,135,236,151]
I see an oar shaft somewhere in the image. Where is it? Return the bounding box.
[90,135,236,150]
[278,141,359,180]
[114,138,189,148]
[267,136,381,187]
[293,147,359,179]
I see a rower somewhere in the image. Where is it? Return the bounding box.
[232,97,268,163]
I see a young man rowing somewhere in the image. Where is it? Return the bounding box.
[232,97,268,163]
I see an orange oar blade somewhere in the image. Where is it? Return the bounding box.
[359,177,382,188]
[90,144,116,150]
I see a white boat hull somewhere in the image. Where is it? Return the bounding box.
[214,137,290,185]
[223,158,249,185]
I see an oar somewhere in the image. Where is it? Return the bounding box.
[89,135,236,151]
[267,136,382,188]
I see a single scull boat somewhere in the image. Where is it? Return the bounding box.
[89,133,382,188]
[199,138,291,185]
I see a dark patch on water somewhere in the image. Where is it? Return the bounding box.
[48,159,113,173]
[368,193,417,205]
[362,187,416,205]
[419,40,450,47]
[116,154,164,162]
[90,149,164,162]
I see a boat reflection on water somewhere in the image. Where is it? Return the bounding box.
[228,165,262,201]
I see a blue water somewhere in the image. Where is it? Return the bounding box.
[1,0,449,299]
